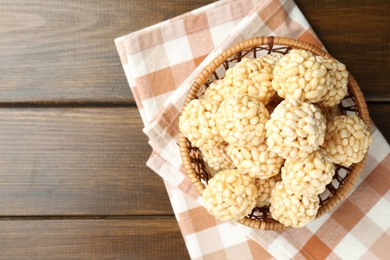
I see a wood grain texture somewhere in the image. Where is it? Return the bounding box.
[0,218,189,259]
[295,0,390,100]
[368,103,390,142]
[0,107,173,215]
[0,0,388,103]
[0,0,215,104]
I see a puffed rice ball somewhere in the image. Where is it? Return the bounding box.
[318,56,349,107]
[227,144,284,179]
[282,149,335,196]
[225,58,275,104]
[272,49,330,103]
[265,99,326,159]
[179,99,223,149]
[200,142,233,171]
[217,94,269,147]
[202,169,258,221]
[254,175,281,207]
[270,182,320,228]
[202,78,234,104]
[322,115,372,167]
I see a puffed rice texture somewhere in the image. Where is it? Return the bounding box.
[282,149,335,196]
[225,58,275,104]
[202,78,234,104]
[322,115,372,167]
[227,144,284,179]
[317,56,349,107]
[200,142,233,171]
[265,99,326,159]
[179,99,223,149]
[272,49,330,103]
[217,94,269,147]
[257,53,283,69]
[270,182,319,228]
[254,175,281,207]
[202,169,258,221]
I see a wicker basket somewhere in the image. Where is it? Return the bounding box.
[178,36,370,230]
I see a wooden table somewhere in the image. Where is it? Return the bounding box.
[0,0,388,258]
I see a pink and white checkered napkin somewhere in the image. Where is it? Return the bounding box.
[115,0,390,258]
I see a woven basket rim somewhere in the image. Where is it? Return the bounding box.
[178,36,370,230]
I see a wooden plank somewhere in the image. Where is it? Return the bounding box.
[0,0,214,104]
[0,218,189,259]
[368,103,390,142]
[0,107,174,215]
[2,0,388,104]
[296,0,390,99]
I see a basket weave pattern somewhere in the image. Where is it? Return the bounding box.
[179,36,370,230]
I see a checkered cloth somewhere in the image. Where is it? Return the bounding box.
[115,0,390,258]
